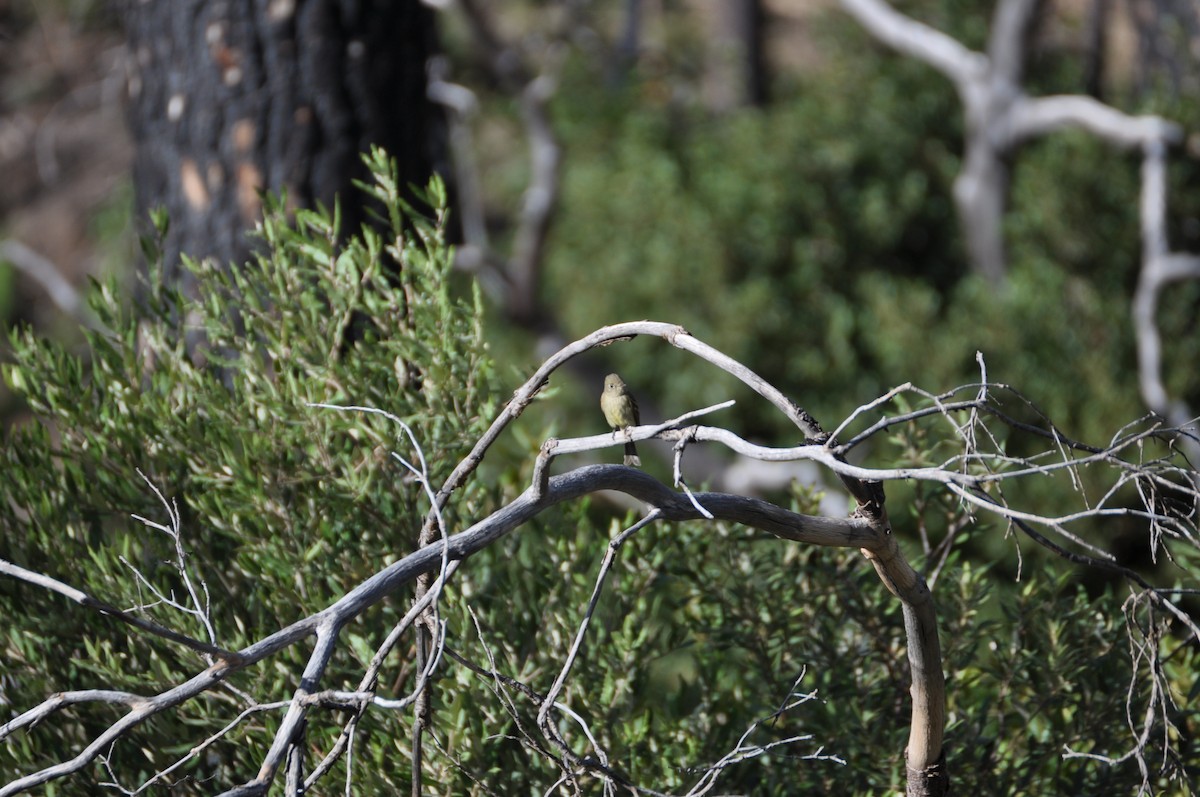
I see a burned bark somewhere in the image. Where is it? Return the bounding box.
[121,0,438,288]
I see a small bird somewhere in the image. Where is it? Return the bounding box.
[600,373,641,467]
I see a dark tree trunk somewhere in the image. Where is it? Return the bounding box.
[733,0,768,107]
[1083,0,1109,100]
[120,0,438,287]
[703,0,769,109]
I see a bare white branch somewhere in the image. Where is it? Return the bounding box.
[1009,95,1180,147]
[839,0,984,86]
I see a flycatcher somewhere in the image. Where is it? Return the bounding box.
[600,373,641,467]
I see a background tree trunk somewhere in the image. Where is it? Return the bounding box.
[698,0,769,109]
[120,0,438,288]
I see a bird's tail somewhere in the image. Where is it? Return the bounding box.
[624,441,640,468]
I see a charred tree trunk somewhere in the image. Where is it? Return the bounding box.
[120,0,438,288]
[733,0,769,107]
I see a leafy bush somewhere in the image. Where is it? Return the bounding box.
[5,0,1200,782]
[1,150,497,791]
[4,154,1194,790]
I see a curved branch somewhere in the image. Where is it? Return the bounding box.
[839,0,984,86]
[434,321,885,519]
[1009,95,1181,147]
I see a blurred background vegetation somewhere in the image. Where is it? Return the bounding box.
[2,0,1199,793]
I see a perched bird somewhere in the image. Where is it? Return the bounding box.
[600,373,641,467]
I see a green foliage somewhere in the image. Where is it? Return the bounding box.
[1,150,497,792]
[0,144,1195,794]
[937,565,1193,796]
[430,507,1198,794]
[5,145,1191,794]
[858,260,1142,446]
[544,57,964,435]
[6,0,1200,792]
[0,260,14,332]
[535,0,1200,450]
[497,0,1199,790]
